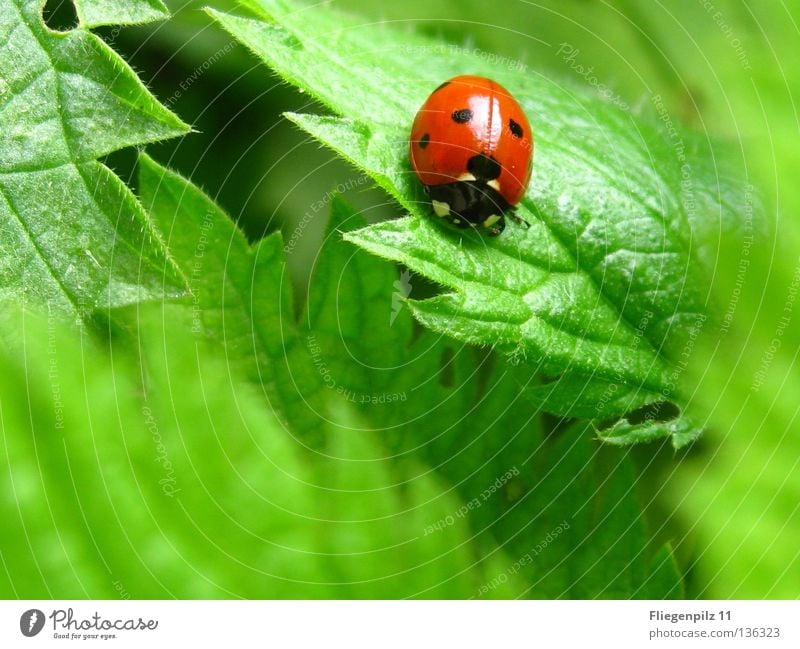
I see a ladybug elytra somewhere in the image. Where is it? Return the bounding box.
[409,75,533,236]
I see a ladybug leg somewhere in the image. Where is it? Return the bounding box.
[481,213,505,236]
[509,210,530,228]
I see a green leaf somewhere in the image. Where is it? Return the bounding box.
[0,0,188,323]
[72,0,169,27]
[140,156,534,574]
[0,305,499,597]
[209,0,746,446]
[301,197,684,598]
[138,156,682,597]
[342,213,670,393]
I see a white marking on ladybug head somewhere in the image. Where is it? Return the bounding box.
[487,179,500,191]
[432,200,450,217]
[458,172,477,182]
[483,214,501,228]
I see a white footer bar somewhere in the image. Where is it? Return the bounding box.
[1,600,796,648]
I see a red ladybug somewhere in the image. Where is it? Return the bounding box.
[409,75,533,236]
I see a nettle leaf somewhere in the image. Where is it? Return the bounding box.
[306,196,542,577]
[210,0,745,446]
[134,158,539,597]
[72,0,168,28]
[302,196,684,597]
[140,158,683,597]
[0,0,187,323]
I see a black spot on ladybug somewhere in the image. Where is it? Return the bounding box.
[467,153,501,181]
[419,133,430,149]
[451,108,473,124]
[509,118,524,138]
[434,81,451,93]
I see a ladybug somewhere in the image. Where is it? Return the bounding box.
[409,75,533,236]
